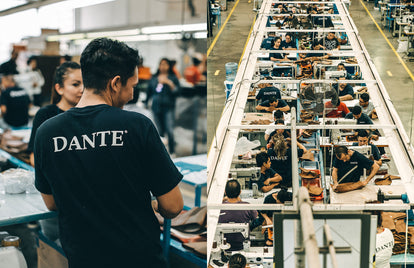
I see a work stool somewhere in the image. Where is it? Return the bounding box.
[211,7,222,29]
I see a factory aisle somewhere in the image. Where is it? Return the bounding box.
[350,0,414,143]
[207,0,414,148]
[207,0,256,148]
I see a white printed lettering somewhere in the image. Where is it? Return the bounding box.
[111,131,124,146]
[53,137,67,152]
[68,136,82,151]
[82,133,96,149]
[96,131,111,147]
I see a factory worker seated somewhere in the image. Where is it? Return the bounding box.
[256,81,281,102]
[345,105,373,125]
[352,130,382,166]
[251,187,293,246]
[266,120,291,147]
[281,33,297,50]
[357,93,377,119]
[333,78,354,101]
[325,97,350,118]
[256,152,282,193]
[219,180,258,251]
[267,134,306,187]
[261,32,276,50]
[337,63,353,80]
[264,111,286,141]
[332,145,379,192]
[256,97,290,113]
[269,37,289,62]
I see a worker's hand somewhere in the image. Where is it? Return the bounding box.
[265,218,273,226]
[371,134,379,141]
[332,182,338,191]
[361,180,369,187]
[151,200,159,212]
[158,74,170,85]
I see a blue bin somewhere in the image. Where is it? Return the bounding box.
[225,62,238,81]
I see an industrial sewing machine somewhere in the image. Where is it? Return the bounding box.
[211,223,273,268]
[229,167,260,190]
[325,70,347,79]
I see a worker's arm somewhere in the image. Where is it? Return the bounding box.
[30,152,34,167]
[338,94,353,101]
[0,105,6,116]
[261,212,273,226]
[277,105,290,112]
[256,105,268,111]
[332,167,339,190]
[156,185,183,219]
[41,193,57,211]
[363,162,380,185]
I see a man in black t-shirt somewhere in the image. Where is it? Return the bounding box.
[352,130,382,166]
[0,75,30,127]
[34,38,183,268]
[332,146,379,191]
[318,32,340,50]
[256,97,290,113]
[256,152,282,193]
[256,82,281,102]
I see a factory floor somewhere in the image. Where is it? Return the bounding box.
[207,0,414,148]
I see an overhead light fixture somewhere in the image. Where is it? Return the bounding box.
[47,33,86,42]
[141,23,206,34]
[44,0,116,10]
[86,29,140,39]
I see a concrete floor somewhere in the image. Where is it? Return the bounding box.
[207,0,414,148]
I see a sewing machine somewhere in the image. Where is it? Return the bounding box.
[325,70,347,79]
[229,167,261,189]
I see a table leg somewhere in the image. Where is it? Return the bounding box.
[195,185,202,207]
[163,219,171,262]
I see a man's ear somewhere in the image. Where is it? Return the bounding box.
[110,75,122,92]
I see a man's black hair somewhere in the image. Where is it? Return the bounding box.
[273,110,283,119]
[225,179,241,199]
[351,105,362,116]
[256,152,269,168]
[27,56,37,66]
[228,253,247,268]
[357,129,369,138]
[192,57,201,66]
[62,55,72,62]
[334,145,349,159]
[275,119,284,125]
[80,38,139,93]
[360,92,370,102]
[277,186,293,203]
[331,97,340,107]
[285,33,292,39]
[337,63,345,68]
[269,97,278,103]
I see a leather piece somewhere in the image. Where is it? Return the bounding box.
[183,241,207,258]
[374,177,392,185]
[332,181,364,193]
[299,167,319,179]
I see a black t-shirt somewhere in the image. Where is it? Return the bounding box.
[352,142,381,161]
[319,37,340,50]
[281,40,297,49]
[147,74,180,113]
[269,47,285,60]
[34,104,183,267]
[345,112,373,125]
[333,150,374,183]
[334,84,354,98]
[261,37,275,49]
[268,148,304,187]
[259,99,288,109]
[28,104,64,153]
[0,86,30,127]
[256,86,281,102]
[258,168,276,191]
[261,193,277,218]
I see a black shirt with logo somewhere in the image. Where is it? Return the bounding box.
[268,148,303,187]
[256,86,281,102]
[333,150,374,183]
[34,104,183,267]
[0,86,30,127]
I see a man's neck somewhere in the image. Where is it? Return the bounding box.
[261,166,268,174]
[227,197,241,203]
[76,89,111,108]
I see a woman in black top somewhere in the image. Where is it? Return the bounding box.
[147,58,180,155]
[269,37,288,61]
[28,62,83,166]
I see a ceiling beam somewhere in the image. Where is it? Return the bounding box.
[0,0,66,17]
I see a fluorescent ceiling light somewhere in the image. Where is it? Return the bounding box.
[86,29,140,38]
[44,0,115,10]
[115,35,149,42]
[141,23,206,34]
[47,33,86,42]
